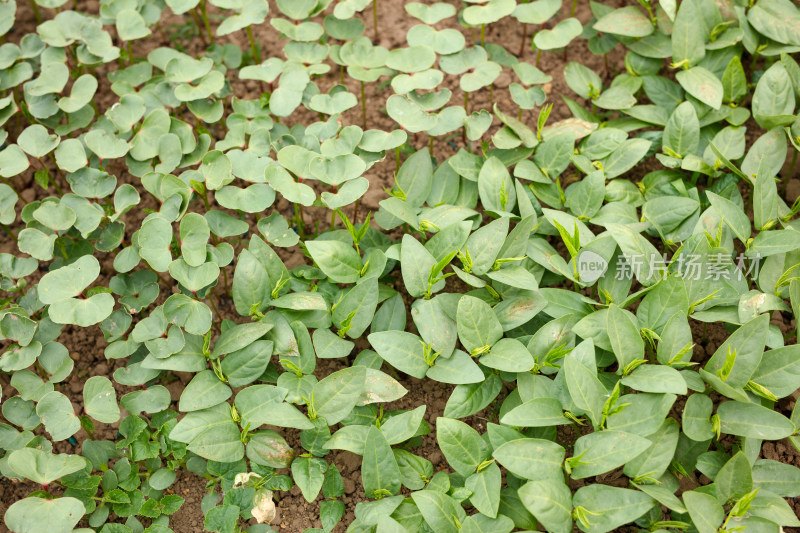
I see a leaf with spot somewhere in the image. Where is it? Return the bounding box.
[593,6,653,37]
[676,67,723,110]
[36,391,80,441]
[83,376,120,424]
[5,497,84,533]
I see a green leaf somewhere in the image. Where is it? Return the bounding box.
[721,55,747,104]
[564,62,602,100]
[480,337,534,372]
[518,479,573,533]
[305,239,362,284]
[32,201,76,232]
[747,229,800,257]
[58,73,98,113]
[5,497,84,533]
[563,354,606,428]
[368,331,428,378]
[234,385,289,428]
[748,0,800,46]
[211,320,272,358]
[663,101,699,157]
[231,249,269,316]
[325,425,368,454]
[682,393,714,441]
[607,304,644,371]
[163,294,211,336]
[492,438,565,481]
[684,490,724,533]
[412,297,457,357]
[83,376,120,424]
[0,144,29,178]
[203,503,238,533]
[396,148,433,207]
[676,67,723,110]
[313,329,353,359]
[116,8,150,40]
[565,169,604,219]
[436,417,489,476]
[463,0,515,25]
[533,18,582,50]
[257,212,300,247]
[410,490,465,533]
[121,386,171,414]
[221,340,272,388]
[36,391,80,441]
[187,419,244,463]
[179,213,210,267]
[716,401,794,439]
[444,374,503,418]
[752,458,800,497]
[380,405,424,444]
[571,430,651,479]
[137,219,175,273]
[572,485,654,533]
[478,157,516,213]
[457,295,503,354]
[427,349,484,384]
[401,234,440,298]
[716,451,752,503]
[312,366,366,424]
[406,2,456,24]
[292,456,327,502]
[178,370,232,412]
[362,426,402,497]
[752,62,796,129]
[386,95,437,132]
[499,398,569,427]
[671,0,705,66]
[7,448,86,485]
[622,418,679,481]
[465,461,501,518]
[605,393,675,436]
[593,6,653,37]
[466,217,509,275]
[601,138,651,179]
[620,365,687,394]
[266,165,315,206]
[707,191,750,242]
[751,345,800,398]
[704,314,768,389]
[38,255,100,304]
[742,127,787,180]
[0,183,17,225]
[17,124,59,158]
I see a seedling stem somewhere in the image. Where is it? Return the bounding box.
[361,81,367,128]
[373,0,379,42]
[199,1,214,45]
[246,26,261,63]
